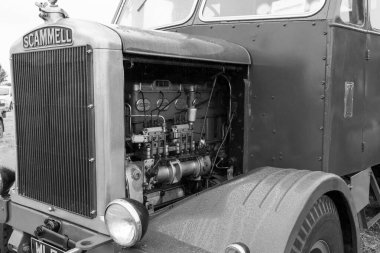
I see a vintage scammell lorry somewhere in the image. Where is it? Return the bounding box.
[3,0,380,252]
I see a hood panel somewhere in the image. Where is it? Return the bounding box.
[109,25,251,65]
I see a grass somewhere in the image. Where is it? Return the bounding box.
[362,222,380,253]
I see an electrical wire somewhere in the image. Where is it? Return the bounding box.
[150,91,165,126]
[209,113,234,177]
[199,74,219,142]
[200,72,232,142]
[157,90,181,119]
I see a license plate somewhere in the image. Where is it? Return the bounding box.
[31,238,66,253]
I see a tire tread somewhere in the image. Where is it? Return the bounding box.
[290,196,338,253]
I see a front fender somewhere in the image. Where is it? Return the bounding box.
[144,167,359,253]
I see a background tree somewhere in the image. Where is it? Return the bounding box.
[0,64,8,84]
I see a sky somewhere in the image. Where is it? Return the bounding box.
[0,0,120,78]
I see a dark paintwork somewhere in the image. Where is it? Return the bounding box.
[107,25,251,65]
[325,24,366,175]
[175,21,328,173]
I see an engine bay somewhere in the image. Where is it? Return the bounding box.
[124,59,246,212]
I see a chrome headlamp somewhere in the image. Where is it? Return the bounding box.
[225,243,250,253]
[105,199,149,247]
[0,166,15,197]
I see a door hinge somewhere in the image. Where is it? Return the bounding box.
[362,142,366,152]
[366,49,371,61]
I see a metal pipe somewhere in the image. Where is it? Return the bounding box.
[155,156,211,184]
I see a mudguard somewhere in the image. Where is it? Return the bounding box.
[143,167,360,253]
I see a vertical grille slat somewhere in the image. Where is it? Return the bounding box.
[12,46,96,218]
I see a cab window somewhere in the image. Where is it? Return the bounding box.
[339,0,364,26]
[201,0,326,20]
[370,0,380,30]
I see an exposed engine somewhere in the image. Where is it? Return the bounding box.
[124,61,243,212]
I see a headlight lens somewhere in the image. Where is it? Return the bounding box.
[105,199,149,247]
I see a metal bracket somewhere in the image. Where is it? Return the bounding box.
[355,168,380,229]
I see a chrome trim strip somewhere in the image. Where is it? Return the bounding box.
[199,0,327,22]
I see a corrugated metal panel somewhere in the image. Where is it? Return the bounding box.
[12,46,96,218]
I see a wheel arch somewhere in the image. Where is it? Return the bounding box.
[148,167,361,253]
[325,190,359,253]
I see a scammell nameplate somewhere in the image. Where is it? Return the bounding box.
[23,26,73,49]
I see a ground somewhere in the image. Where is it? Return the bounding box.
[0,112,379,251]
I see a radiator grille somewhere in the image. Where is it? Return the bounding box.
[12,46,96,218]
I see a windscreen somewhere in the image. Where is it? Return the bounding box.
[202,0,325,19]
[118,0,198,29]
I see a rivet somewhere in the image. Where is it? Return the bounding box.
[89,158,95,163]
[320,95,325,99]
[320,126,324,130]
[250,154,254,158]
[210,26,213,29]
[90,210,97,216]
[272,129,277,134]
[272,157,276,161]
[87,104,94,109]
[318,157,323,161]
[271,96,275,100]
[232,25,236,28]
[87,49,93,54]
[312,22,316,26]
[257,24,260,28]
[323,32,328,35]
[283,23,287,27]
[48,207,55,212]
[322,81,326,85]
[322,56,327,60]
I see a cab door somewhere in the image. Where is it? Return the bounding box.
[363,0,380,167]
[328,0,367,175]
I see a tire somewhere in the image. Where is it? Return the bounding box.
[0,121,3,138]
[290,196,344,253]
[0,223,11,253]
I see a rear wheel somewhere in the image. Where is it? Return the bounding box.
[290,196,344,253]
